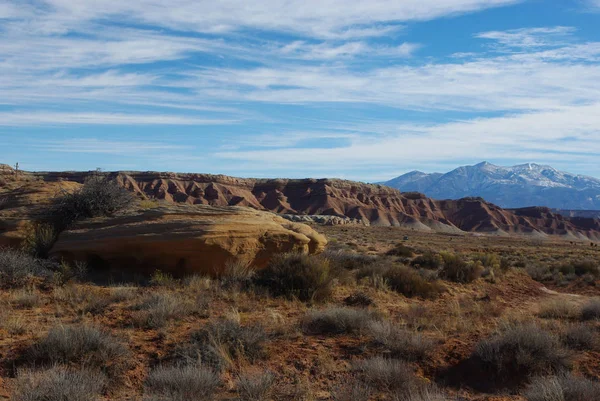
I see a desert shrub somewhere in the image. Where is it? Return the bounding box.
[331,382,372,401]
[439,252,483,283]
[144,365,220,401]
[558,260,599,277]
[178,320,267,370]
[132,292,199,328]
[399,386,450,401]
[236,371,275,401]
[50,175,134,230]
[149,270,179,288]
[473,324,571,380]
[538,300,580,320]
[302,307,381,335]
[524,373,600,401]
[53,285,112,315]
[581,299,600,321]
[50,260,88,286]
[324,250,378,270]
[384,265,445,299]
[561,324,597,350]
[254,253,333,302]
[219,259,255,288]
[472,253,501,269]
[22,223,57,259]
[369,320,435,361]
[354,357,422,393]
[25,325,131,380]
[410,252,443,270]
[0,249,51,288]
[11,288,42,308]
[387,244,415,258]
[13,367,106,401]
[344,292,374,307]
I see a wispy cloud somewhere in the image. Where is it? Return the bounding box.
[36,138,189,155]
[0,112,236,126]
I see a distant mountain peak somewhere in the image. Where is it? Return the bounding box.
[383,162,600,210]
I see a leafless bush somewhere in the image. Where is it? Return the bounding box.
[25,325,131,380]
[473,324,571,380]
[144,365,220,401]
[13,367,106,401]
[132,292,199,328]
[302,307,381,335]
[236,371,275,401]
[331,382,372,401]
[354,357,422,394]
[581,298,600,321]
[369,320,435,361]
[561,324,598,350]
[0,249,51,288]
[50,175,134,230]
[524,373,600,401]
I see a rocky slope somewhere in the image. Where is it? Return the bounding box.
[6,167,596,241]
[383,161,600,210]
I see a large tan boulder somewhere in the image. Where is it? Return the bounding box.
[49,204,327,276]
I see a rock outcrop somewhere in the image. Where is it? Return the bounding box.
[49,205,327,275]
[2,167,600,243]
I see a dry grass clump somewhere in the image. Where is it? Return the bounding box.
[561,324,597,350]
[581,298,600,321]
[439,252,483,283]
[25,325,131,380]
[178,320,267,370]
[236,371,275,401]
[538,300,580,320]
[331,382,372,401]
[0,249,51,288]
[13,367,106,401]
[254,253,334,302]
[354,357,422,394]
[53,285,112,315]
[524,373,600,401]
[369,320,435,361]
[473,324,571,380]
[301,307,381,335]
[11,288,42,308]
[144,365,220,401]
[132,292,203,328]
[323,249,378,270]
[219,259,256,288]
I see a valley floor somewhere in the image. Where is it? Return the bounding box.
[1,226,599,400]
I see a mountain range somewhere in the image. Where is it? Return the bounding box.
[383,162,600,210]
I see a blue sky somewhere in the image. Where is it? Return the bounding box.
[2,0,600,181]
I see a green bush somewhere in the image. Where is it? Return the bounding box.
[386,244,415,258]
[440,252,483,283]
[410,252,443,269]
[254,253,333,302]
[384,265,445,299]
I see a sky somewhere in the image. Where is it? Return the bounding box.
[1,0,600,181]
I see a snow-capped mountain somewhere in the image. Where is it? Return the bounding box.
[383,162,600,210]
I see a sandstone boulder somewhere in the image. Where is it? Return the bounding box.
[49,205,327,276]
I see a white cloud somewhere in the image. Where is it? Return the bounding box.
[0,112,235,126]
[36,138,189,155]
[277,41,420,60]
[19,0,521,39]
[476,26,576,49]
